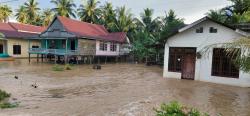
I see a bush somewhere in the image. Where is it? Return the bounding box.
[0,102,19,109]
[64,64,72,70]
[0,89,10,101]
[154,101,209,116]
[52,64,64,71]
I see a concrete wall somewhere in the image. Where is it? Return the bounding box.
[96,41,120,56]
[163,20,250,87]
[7,38,40,58]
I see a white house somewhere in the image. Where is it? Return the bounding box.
[163,16,250,87]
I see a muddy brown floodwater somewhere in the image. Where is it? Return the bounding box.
[0,59,250,116]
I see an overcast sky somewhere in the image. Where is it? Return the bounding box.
[5,0,232,24]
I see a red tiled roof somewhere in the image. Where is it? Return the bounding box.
[9,22,46,33]
[0,22,45,38]
[57,16,127,43]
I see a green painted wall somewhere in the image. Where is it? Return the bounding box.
[41,39,78,50]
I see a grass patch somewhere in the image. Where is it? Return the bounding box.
[52,64,64,71]
[0,89,18,109]
[0,89,10,101]
[154,101,209,116]
[0,102,19,109]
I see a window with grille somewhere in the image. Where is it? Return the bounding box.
[13,45,21,55]
[110,42,117,52]
[212,48,239,78]
[99,42,107,51]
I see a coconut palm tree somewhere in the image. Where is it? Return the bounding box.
[111,6,135,32]
[42,9,54,26]
[51,0,76,18]
[99,2,116,30]
[206,9,226,23]
[0,5,12,23]
[24,0,40,23]
[77,0,101,23]
[15,5,28,24]
[229,0,250,15]
[140,8,161,33]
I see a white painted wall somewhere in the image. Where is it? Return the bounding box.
[163,20,250,87]
[95,41,120,56]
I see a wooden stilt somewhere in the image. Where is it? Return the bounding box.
[41,54,43,62]
[105,56,107,64]
[37,54,39,63]
[54,55,56,64]
[28,53,30,63]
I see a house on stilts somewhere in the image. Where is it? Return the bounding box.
[28,16,130,64]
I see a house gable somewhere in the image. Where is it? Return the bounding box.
[40,17,75,38]
[166,19,245,50]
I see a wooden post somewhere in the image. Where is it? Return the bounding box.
[41,54,43,62]
[54,55,56,64]
[37,54,39,62]
[105,56,107,64]
[29,53,30,63]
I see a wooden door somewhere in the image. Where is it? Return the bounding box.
[0,44,3,54]
[181,54,196,80]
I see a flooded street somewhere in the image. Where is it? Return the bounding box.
[0,59,250,116]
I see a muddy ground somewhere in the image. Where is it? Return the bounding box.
[0,59,250,116]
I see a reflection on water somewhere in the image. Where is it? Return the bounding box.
[0,59,250,116]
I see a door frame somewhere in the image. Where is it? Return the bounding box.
[181,48,196,80]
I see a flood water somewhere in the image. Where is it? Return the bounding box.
[0,59,250,116]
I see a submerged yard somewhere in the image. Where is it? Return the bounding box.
[0,60,250,116]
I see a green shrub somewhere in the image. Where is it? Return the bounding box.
[52,64,64,71]
[64,64,72,70]
[0,89,10,101]
[0,102,19,109]
[154,101,209,116]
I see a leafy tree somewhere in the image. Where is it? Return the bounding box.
[24,0,40,24]
[51,0,76,18]
[42,9,54,26]
[0,5,12,23]
[132,30,157,62]
[77,0,101,23]
[15,5,28,23]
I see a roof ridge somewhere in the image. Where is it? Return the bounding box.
[57,16,106,28]
[8,22,44,28]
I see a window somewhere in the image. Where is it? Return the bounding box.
[110,42,117,52]
[212,48,239,78]
[32,45,39,48]
[209,27,217,33]
[99,42,107,51]
[196,27,203,33]
[168,47,196,72]
[13,45,21,55]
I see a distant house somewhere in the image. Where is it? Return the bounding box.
[28,16,130,63]
[163,16,250,87]
[0,22,45,58]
